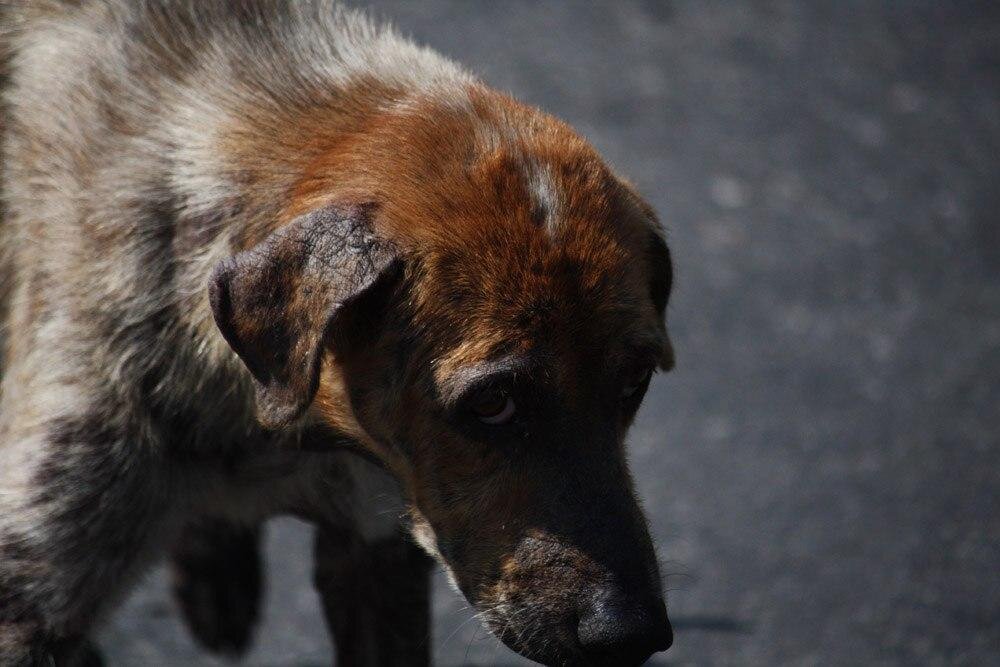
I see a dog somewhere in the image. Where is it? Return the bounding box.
[0,2,676,665]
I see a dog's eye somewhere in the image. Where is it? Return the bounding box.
[471,392,516,424]
[621,366,654,399]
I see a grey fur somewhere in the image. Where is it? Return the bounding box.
[0,1,438,662]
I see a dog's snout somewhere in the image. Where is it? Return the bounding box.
[576,595,672,665]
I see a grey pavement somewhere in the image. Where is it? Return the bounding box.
[100,1,1000,665]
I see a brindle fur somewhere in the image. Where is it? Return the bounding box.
[0,2,675,665]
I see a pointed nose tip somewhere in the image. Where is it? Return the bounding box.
[577,597,672,665]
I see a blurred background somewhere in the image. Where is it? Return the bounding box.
[100,1,1000,664]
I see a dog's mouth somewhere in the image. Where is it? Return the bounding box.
[407,467,671,664]
[479,603,582,666]
[473,592,672,667]
[478,607,672,667]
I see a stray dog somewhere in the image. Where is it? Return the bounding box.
[0,2,676,665]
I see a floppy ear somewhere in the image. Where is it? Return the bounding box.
[647,229,676,371]
[209,203,399,429]
[614,177,675,370]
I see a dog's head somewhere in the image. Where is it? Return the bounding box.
[211,88,675,666]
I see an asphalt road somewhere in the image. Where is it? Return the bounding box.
[99,1,1000,665]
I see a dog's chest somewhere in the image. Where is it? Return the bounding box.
[174,442,406,541]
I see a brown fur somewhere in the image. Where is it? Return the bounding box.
[0,2,674,665]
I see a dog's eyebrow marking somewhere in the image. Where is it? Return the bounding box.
[439,354,535,407]
[525,160,562,236]
[627,329,669,355]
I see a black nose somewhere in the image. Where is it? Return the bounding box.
[576,596,673,665]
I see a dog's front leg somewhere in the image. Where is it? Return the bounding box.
[170,517,263,657]
[313,525,433,667]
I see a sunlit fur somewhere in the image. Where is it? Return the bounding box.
[0,2,673,665]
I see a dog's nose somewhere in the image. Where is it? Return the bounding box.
[576,596,672,665]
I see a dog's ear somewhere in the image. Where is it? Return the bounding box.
[614,177,675,370]
[210,203,399,429]
[647,229,675,371]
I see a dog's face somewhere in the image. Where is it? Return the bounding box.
[212,90,674,666]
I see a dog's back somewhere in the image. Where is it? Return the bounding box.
[0,0,471,430]
[0,1,17,362]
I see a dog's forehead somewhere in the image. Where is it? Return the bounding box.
[407,157,656,380]
[283,85,661,370]
[367,85,648,241]
[372,92,663,373]
[399,92,650,280]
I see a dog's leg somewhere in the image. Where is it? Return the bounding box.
[313,526,433,667]
[0,410,166,666]
[169,517,263,656]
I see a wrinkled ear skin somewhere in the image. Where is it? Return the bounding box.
[648,229,676,371]
[209,204,399,429]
